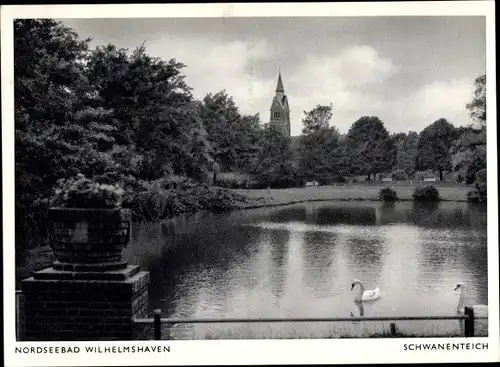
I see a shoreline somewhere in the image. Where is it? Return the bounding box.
[231,184,474,210]
[232,196,471,211]
[15,184,478,286]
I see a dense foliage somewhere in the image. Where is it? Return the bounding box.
[379,187,398,202]
[252,126,300,188]
[124,176,255,221]
[14,19,260,251]
[298,104,344,181]
[466,74,486,127]
[395,131,419,176]
[51,174,124,209]
[467,168,487,203]
[14,19,488,251]
[343,116,394,180]
[412,185,440,202]
[416,118,460,181]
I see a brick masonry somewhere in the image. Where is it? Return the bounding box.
[21,267,150,341]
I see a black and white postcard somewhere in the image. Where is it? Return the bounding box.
[2,2,498,366]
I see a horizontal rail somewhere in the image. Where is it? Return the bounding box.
[133,314,487,324]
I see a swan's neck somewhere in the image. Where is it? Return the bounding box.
[355,282,365,296]
[457,287,465,312]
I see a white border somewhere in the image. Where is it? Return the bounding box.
[2,2,498,366]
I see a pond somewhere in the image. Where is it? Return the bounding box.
[123,201,488,339]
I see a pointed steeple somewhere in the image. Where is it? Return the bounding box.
[276,71,284,92]
[269,69,291,137]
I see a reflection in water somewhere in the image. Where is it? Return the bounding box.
[267,207,307,223]
[268,229,289,302]
[345,233,385,287]
[121,201,487,339]
[353,301,365,316]
[301,231,338,296]
[313,205,378,225]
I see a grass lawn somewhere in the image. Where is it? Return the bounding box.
[232,183,473,209]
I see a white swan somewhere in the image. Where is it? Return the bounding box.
[454,283,488,313]
[351,279,380,302]
[454,283,488,336]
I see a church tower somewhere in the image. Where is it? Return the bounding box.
[269,71,291,137]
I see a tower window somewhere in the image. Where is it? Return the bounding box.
[274,111,280,119]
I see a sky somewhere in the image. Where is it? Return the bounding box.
[60,17,486,136]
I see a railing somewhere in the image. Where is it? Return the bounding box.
[133,307,487,340]
[14,291,487,341]
[15,290,25,341]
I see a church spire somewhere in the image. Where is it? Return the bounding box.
[276,71,284,92]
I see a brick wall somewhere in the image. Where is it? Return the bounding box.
[21,270,149,341]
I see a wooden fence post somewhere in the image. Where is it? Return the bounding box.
[464,306,475,337]
[390,322,397,337]
[154,309,162,340]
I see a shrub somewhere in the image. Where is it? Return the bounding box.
[125,184,255,221]
[465,156,486,185]
[317,175,347,185]
[466,190,481,203]
[412,185,440,202]
[254,162,302,189]
[217,177,247,189]
[215,172,251,189]
[161,175,199,190]
[379,187,398,202]
[475,169,487,196]
[51,174,124,208]
[468,168,487,203]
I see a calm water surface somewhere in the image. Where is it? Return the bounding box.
[123,201,488,339]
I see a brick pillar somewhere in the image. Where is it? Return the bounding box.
[21,208,150,341]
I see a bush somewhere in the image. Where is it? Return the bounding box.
[475,169,487,196]
[379,187,398,202]
[51,174,125,208]
[161,175,199,190]
[317,175,347,185]
[468,168,486,203]
[217,177,248,189]
[412,185,440,202]
[254,162,302,189]
[466,190,481,203]
[125,184,255,221]
[215,172,251,189]
[465,156,486,185]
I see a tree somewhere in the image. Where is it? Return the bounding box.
[299,127,342,180]
[14,19,121,250]
[387,132,406,170]
[395,131,419,175]
[198,91,262,172]
[252,126,298,188]
[301,103,334,135]
[466,74,486,128]
[450,127,486,184]
[344,116,393,180]
[298,104,341,181]
[416,118,459,181]
[86,44,212,180]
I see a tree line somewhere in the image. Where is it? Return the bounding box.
[14,19,486,250]
[296,104,485,185]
